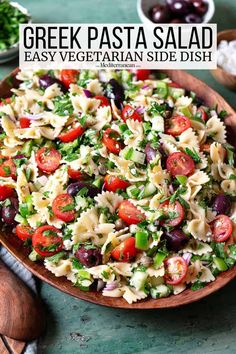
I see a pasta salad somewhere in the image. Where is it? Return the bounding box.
[0,68,235,304]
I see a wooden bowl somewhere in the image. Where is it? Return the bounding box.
[0,68,236,309]
[211,29,236,91]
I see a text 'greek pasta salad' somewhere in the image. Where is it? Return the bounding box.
[0,69,236,304]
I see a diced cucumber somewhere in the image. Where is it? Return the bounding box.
[153,251,167,269]
[213,257,228,271]
[93,176,104,189]
[122,147,145,165]
[126,185,140,199]
[155,81,168,98]
[14,214,27,225]
[22,140,33,157]
[130,270,148,291]
[150,284,171,299]
[169,87,185,100]
[143,182,156,197]
[178,106,192,118]
[135,230,149,250]
[28,249,42,262]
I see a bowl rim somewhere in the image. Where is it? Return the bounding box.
[137,0,215,25]
[0,1,31,55]
[0,68,236,309]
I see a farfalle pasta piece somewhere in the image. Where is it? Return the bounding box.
[87,265,115,282]
[146,266,165,277]
[124,119,144,147]
[109,154,146,182]
[91,106,112,131]
[16,169,30,204]
[86,79,103,95]
[109,262,133,277]
[70,94,100,114]
[95,191,123,213]
[122,286,148,304]
[177,128,199,151]
[1,115,17,137]
[210,142,226,163]
[173,284,186,295]
[183,239,212,255]
[14,127,41,140]
[221,179,236,195]
[206,116,226,143]
[44,259,72,277]
[67,145,99,176]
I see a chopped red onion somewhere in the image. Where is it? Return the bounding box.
[142,84,149,89]
[182,252,192,265]
[14,154,25,159]
[83,89,92,98]
[169,183,175,194]
[135,106,145,115]
[104,281,118,291]
[37,175,48,185]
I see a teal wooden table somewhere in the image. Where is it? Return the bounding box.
[1,1,236,353]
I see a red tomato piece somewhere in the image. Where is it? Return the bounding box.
[0,157,17,180]
[68,166,88,180]
[164,256,188,285]
[19,117,31,128]
[36,147,61,174]
[118,200,146,225]
[0,97,11,106]
[211,214,233,243]
[102,128,123,155]
[95,95,110,107]
[169,82,181,88]
[166,152,195,177]
[16,224,34,241]
[197,107,208,121]
[104,175,130,193]
[132,69,150,81]
[58,124,84,143]
[166,115,191,137]
[52,193,76,222]
[0,185,14,201]
[111,237,137,262]
[32,225,63,257]
[159,200,184,227]
[61,69,79,88]
[122,105,142,122]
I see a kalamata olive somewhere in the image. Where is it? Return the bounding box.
[105,79,124,109]
[75,246,102,267]
[164,229,189,252]
[150,4,170,23]
[191,0,208,15]
[212,194,231,215]
[2,197,19,225]
[67,182,100,198]
[145,143,158,163]
[39,75,66,93]
[168,0,189,15]
[185,13,202,23]
[159,143,168,169]
[115,218,126,231]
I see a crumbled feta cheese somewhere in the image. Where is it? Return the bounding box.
[217,40,236,75]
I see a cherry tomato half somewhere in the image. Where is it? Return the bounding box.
[0,157,17,180]
[166,115,191,137]
[32,225,63,257]
[16,224,34,241]
[95,95,110,107]
[19,117,31,128]
[166,152,195,177]
[122,105,142,122]
[0,185,14,201]
[52,193,76,222]
[197,107,208,121]
[58,124,84,143]
[36,147,61,174]
[159,200,184,227]
[211,214,233,243]
[102,128,123,155]
[118,200,146,225]
[111,237,137,262]
[164,256,188,285]
[0,98,11,106]
[168,82,181,88]
[61,69,79,88]
[104,175,130,193]
[68,166,88,180]
[132,69,150,81]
